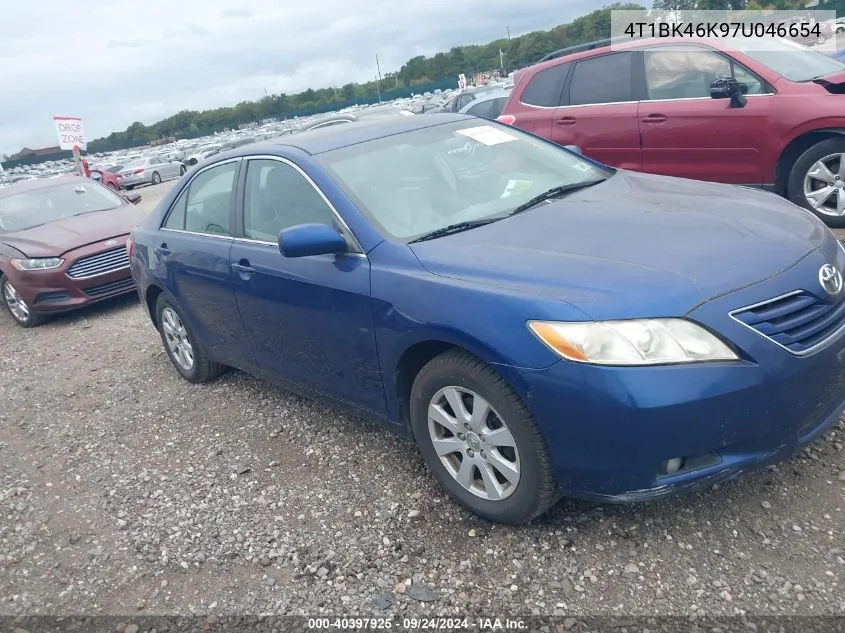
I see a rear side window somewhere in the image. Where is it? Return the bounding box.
[466,97,507,119]
[569,53,633,105]
[520,63,571,107]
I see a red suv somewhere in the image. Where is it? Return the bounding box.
[499,36,845,226]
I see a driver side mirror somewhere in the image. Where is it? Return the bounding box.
[710,76,747,108]
[278,223,349,258]
[123,192,142,205]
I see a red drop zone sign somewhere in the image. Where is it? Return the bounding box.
[53,116,87,151]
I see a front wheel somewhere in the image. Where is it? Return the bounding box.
[151,171,162,185]
[1,276,46,327]
[179,165,187,175]
[788,138,845,228]
[409,349,559,524]
[155,295,226,383]
[107,182,117,191]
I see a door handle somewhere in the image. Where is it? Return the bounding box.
[231,261,255,275]
[641,114,667,123]
[556,116,577,125]
[155,243,170,256]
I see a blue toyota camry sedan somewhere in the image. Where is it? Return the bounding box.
[128,113,845,524]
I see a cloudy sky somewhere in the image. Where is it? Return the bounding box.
[0,0,597,155]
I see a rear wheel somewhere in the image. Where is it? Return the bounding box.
[155,294,225,383]
[788,138,845,228]
[179,165,187,175]
[107,182,117,190]
[151,171,162,185]
[1,277,46,327]
[409,349,559,524]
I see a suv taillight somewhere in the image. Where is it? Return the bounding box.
[497,114,516,125]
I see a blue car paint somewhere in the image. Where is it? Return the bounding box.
[130,114,845,502]
[829,49,845,62]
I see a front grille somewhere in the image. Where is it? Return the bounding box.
[731,290,845,354]
[83,277,135,298]
[67,246,129,279]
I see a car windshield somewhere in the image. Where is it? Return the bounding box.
[0,182,124,232]
[316,120,611,242]
[726,36,845,81]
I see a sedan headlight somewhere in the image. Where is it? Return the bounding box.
[527,318,738,365]
[10,257,64,271]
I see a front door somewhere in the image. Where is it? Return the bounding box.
[552,51,642,171]
[158,158,253,368]
[229,157,385,415]
[637,45,772,185]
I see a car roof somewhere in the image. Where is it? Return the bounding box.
[0,174,88,199]
[230,113,472,156]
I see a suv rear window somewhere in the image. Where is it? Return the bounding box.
[520,63,571,107]
[569,53,633,105]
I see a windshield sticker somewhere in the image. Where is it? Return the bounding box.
[500,179,534,198]
[457,125,517,146]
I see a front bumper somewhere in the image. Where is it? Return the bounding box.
[9,240,136,314]
[521,238,845,502]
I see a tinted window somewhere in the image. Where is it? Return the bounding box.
[520,63,570,107]
[569,53,633,105]
[165,161,237,235]
[242,159,335,242]
[466,97,507,119]
[644,47,766,99]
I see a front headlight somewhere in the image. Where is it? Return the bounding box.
[10,258,64,271]
[527,318,738,365]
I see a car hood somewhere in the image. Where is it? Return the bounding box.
[409,170,828,320]
[1,205,145,258]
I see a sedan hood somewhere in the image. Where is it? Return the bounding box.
[1,205,145,258]
[410,170,827,320]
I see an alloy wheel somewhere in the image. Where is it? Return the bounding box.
[427,386,520,501]
[803,153,845,217]
[3,280,30,323]
[161,306,194,371]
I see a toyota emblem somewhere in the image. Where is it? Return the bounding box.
[819,263,843,296]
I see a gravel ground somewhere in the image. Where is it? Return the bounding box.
[1,180,845,620]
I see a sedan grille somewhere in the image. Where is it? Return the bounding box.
[67,246,129,279]
[83,277,135,298]
[731,290,845,354]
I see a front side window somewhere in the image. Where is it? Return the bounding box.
[242,159,336,242]
[0,182,124,232]
[317,120,611,242]
[164,161,237,235]
[466,97,507,119]
[643,47,765,99]
[569,53,633,105]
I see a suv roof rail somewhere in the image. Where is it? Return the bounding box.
[536,35,640,63]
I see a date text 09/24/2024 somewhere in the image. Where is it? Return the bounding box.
[306,617,527,630]
[623,21,823,39]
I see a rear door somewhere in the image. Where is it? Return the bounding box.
[637,44,773,185]
[553,52,641,170]
[158,158,254,368]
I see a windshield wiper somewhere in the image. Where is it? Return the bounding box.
[507,179,607,217]
[409,218,501,243]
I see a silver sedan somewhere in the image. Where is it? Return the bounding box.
[117,157,186,189]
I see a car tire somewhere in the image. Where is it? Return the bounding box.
[179,165,187,175]
[125,185,135,191]
[151,172,162,185]
[788,138,845,228]
[1,276,46,328]
[107,182,117,190]
[155,294,226,383]
[409,349,559,524]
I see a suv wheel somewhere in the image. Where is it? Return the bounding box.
[788,138,845,228]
